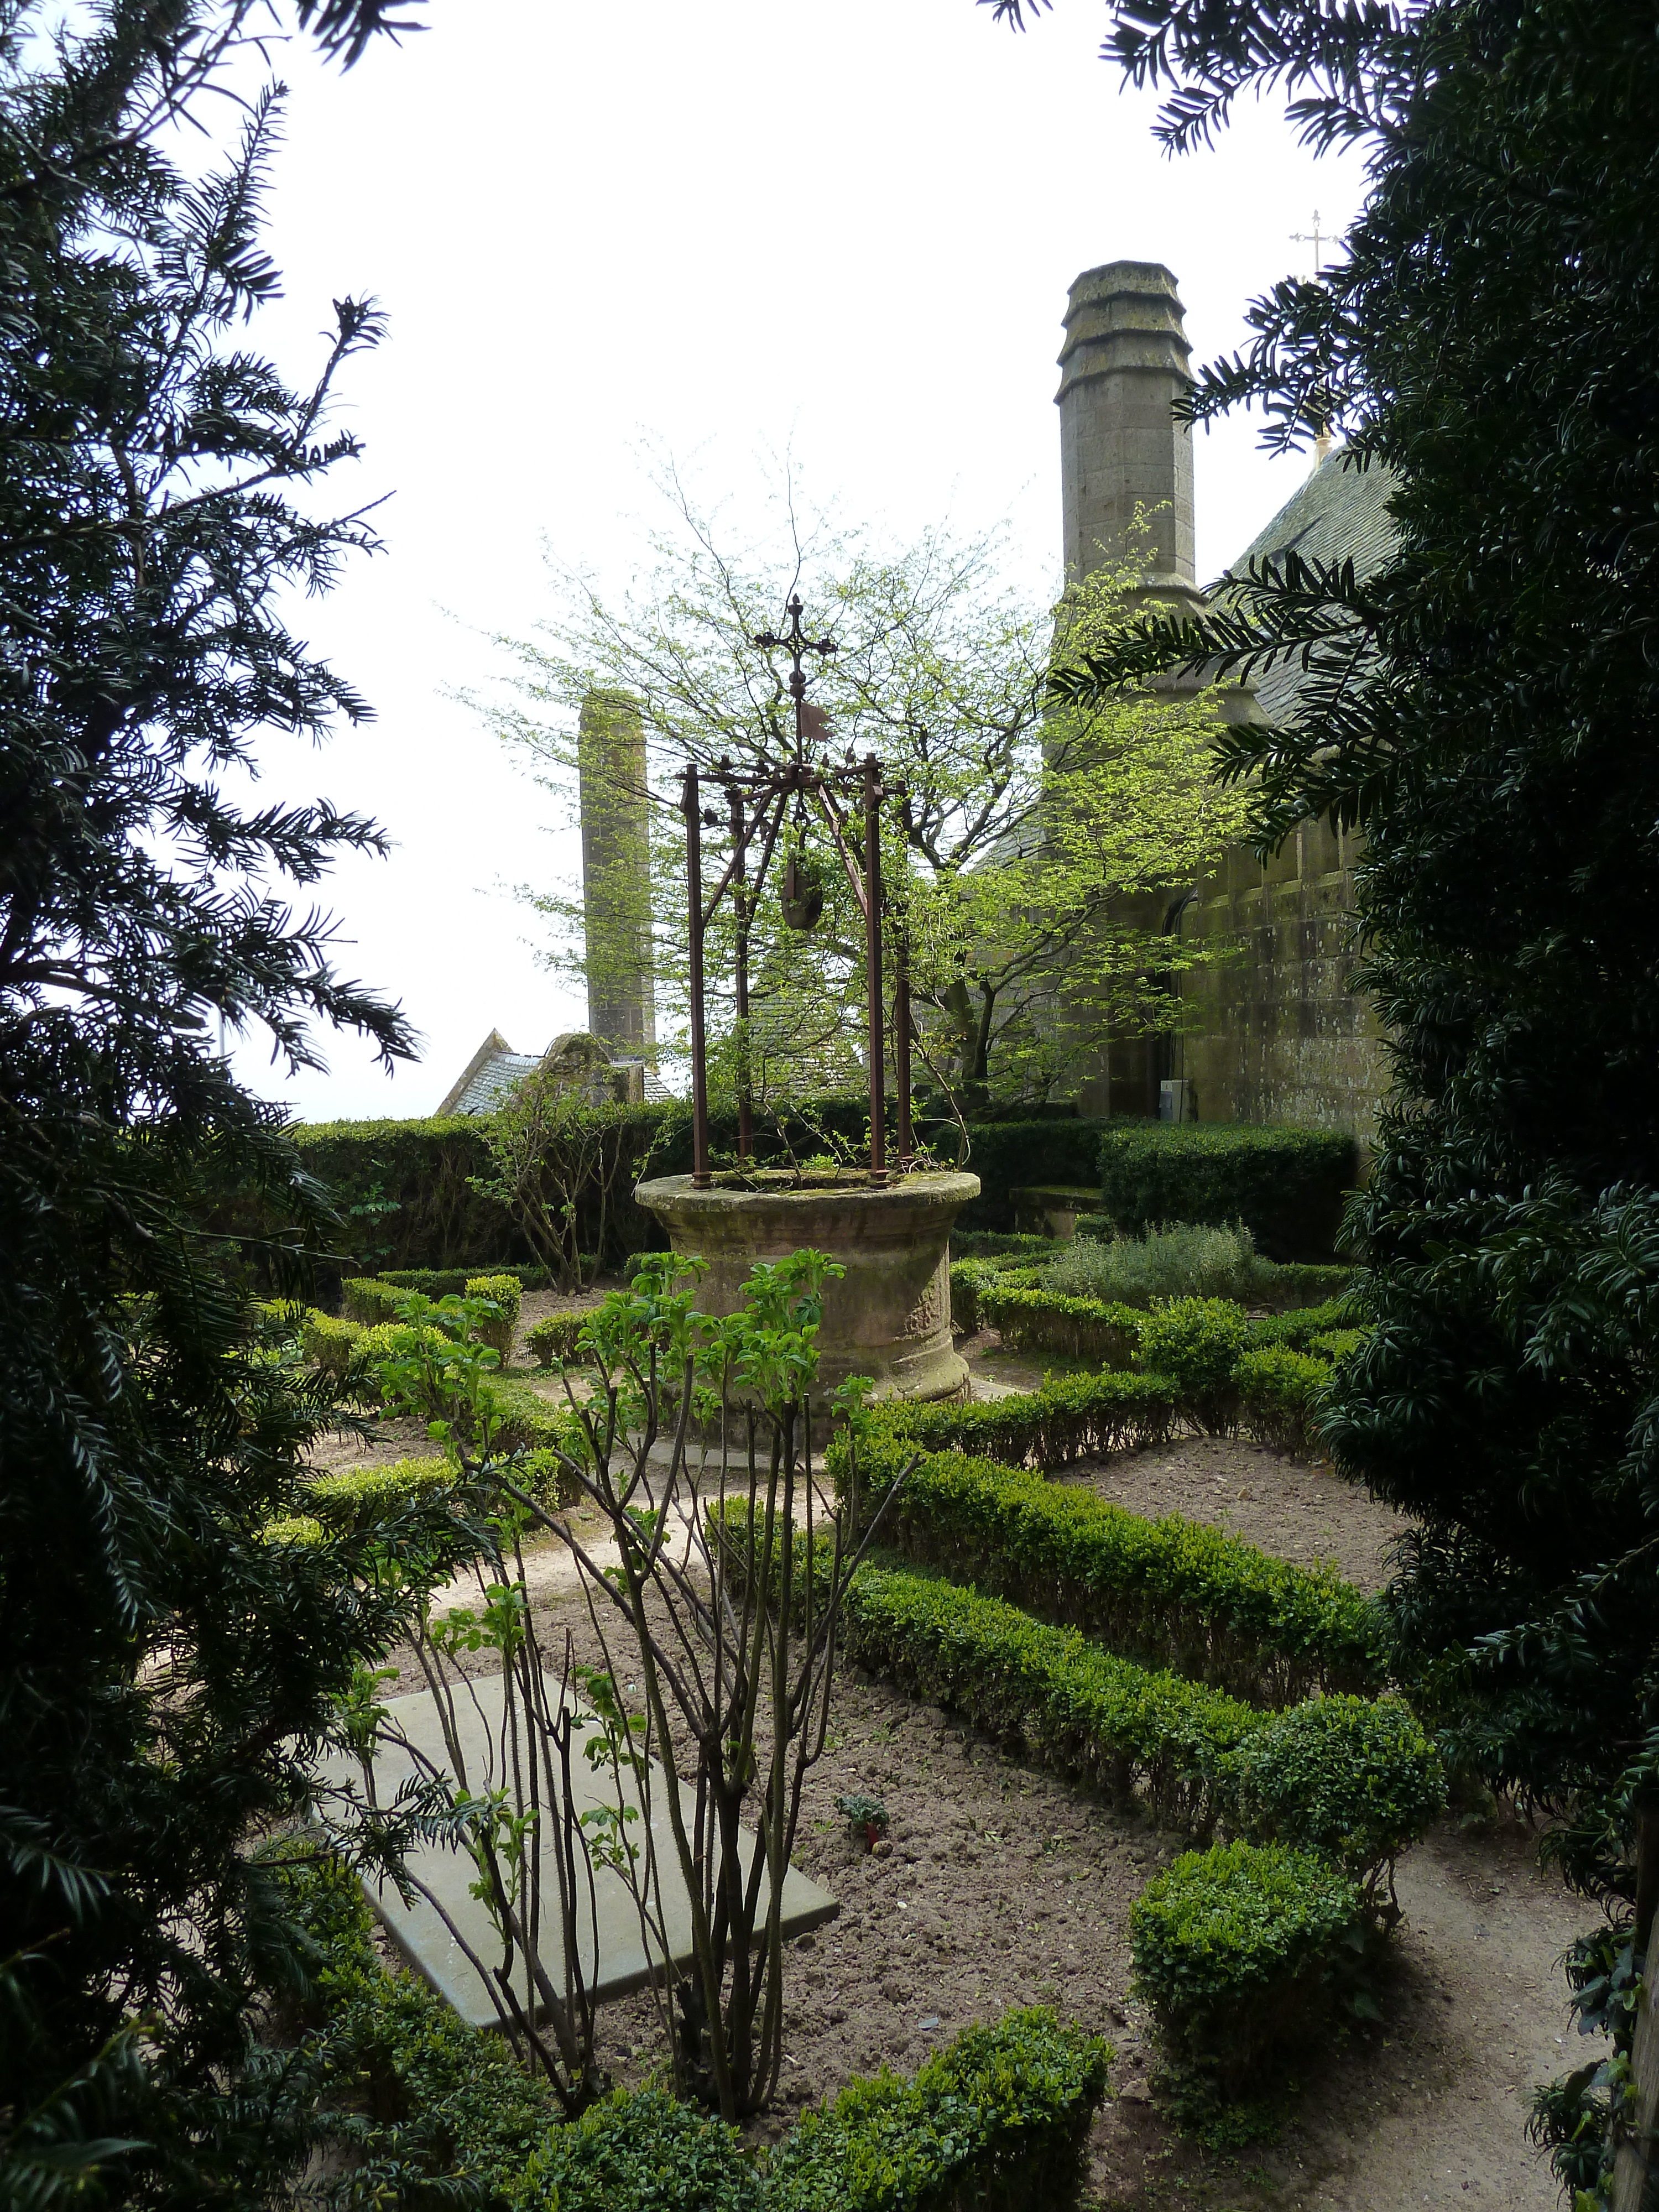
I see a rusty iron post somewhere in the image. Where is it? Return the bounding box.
[728,780,753,1162]
[894,792,915,1169]
[682,764,711,1188]
[864,754,886,1185]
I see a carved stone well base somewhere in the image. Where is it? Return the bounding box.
[633,1169,980,1407]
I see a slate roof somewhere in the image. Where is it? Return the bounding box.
[1223,446,1401,725]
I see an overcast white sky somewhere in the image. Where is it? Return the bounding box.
[223,0,1367,1123]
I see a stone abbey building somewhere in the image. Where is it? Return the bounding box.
[1058,259,1392,1145]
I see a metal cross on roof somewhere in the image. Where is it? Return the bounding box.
[1291,208,1329,279]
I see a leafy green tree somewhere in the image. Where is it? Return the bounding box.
[1026,0,1659,2172]
[0,4,466,2200]
[484,475,1247,1112]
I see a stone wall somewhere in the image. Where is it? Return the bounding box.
[1172,818,1388,1149]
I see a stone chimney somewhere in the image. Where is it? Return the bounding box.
[1056,261,1206,620]
[577,689,656,1056]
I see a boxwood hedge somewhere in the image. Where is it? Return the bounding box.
[1095,1123,1358,1261]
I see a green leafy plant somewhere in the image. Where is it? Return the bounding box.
[1136,1297,1251,1434]
[975,1280,1145,1366]
[1129,1841,1364,2096]
[475,1250,912,2120]
[835,1792,890,1851]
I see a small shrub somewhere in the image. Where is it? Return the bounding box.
[350,1318,453,1400]
[1042,1220,1267,1308]
[948,1259,1045,1334]
[464,1272,522,1361]
[302,1307,362,1377]
[1136,1298,1250,1432]
[528,1310,588,1366]
[1130,1840,1363,2094]
[1234,1346,1331,1455]
[1096,1123,1358,1261]
[1227,1695,1447,1910]
[1309,1327,1366,1363]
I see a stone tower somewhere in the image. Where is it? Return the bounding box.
[1056,261,1205,619]
[577,689,656,1056]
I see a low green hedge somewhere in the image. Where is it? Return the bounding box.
[380,1263,552,1296]
[841,1564,1260,1830]
[832,1374,1179,1483]
[528,1310,588,1366]
[1244,1297,1355,1351]
[846,1443,1386,1704]
[1261,1262,1354,1308]
[947,1259,1043,1335]
[341,1273,421,1326]
[281,1860,1109,2210]
[975,1282,1143,1366]
[1130,1840,1364,2094]
[1096,1123,1358,1262]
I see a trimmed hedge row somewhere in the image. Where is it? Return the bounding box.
[1095,1123,1359,1262]
[528,1310,588,1365]
[842,1564,1259,1831]
[975,1281,1142,1366]
[379,1262,554,1296]
[841,1442,1387,1704]
[833,1375,1180,1480]
[283,1860,1110,2210]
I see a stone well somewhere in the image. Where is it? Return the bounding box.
[633,1168,980,1406]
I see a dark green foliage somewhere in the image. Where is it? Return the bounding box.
[841,1566,1261,1830]
[1229,1697,1447,1908]
[951,1230,1066,1260]
[1129,1843,1364,2095]
[847,1441,1385,1702]
[1040,0,1659,1911]
[952,1117,1117,1230]
[1136,1298,1251,1434]
[0,7,484,2198]
[1528,1924,1643,2205]
[1095,1125,1357,1262]
[286,1115,515,1277]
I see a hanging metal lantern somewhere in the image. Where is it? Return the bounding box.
[780,847,824,931]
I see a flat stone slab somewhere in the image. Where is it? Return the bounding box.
[316,1671,837,2030]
